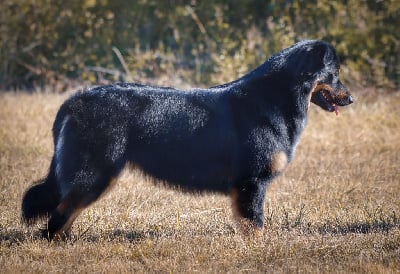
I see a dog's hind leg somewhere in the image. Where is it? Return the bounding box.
[43,166,119,240]
[231,180,268,236]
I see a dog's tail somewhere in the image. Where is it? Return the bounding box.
[22,158,60,225]
[22,101,72,225]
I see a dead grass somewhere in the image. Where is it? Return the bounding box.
[0,90,399,273]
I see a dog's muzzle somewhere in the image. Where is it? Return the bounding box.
[310,82,353,115]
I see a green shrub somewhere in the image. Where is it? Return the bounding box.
[0,0,398,91]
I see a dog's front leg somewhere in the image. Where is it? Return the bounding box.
[231,179,267,236]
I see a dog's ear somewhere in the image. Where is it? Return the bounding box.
[296,43,325,79]
[300,41,336,80]
[312,41,338,69]
[323,46,334,66]
[310,41,332,66]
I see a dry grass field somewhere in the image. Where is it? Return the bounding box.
[0,90,399,273]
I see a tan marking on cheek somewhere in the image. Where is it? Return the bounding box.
[270,151,288,174]
[337,89,349,101]
[309,81,335,109]
[314,83,334,93]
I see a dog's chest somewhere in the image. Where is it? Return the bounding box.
[246,116,307,177]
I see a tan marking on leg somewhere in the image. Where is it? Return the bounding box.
[236,218,264,237]
[270,151,288,175]
[53,191,85,239]
[54,176,118,238]
[56,208,84,239]
[230,189,264,237]
[56,191,80,213]
[230,189,241,222]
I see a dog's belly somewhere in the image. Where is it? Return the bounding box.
[128,141,237,192]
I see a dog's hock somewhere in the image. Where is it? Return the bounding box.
[270,151,288,175]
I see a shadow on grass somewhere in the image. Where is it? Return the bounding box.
[0,229,26,246]
[271,205,400,235]
[2,217,399,245]
[76,229,163,243]
[0,228,149,245]
[317,220,400,235]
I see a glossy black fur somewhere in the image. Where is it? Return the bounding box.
[22,40,353,239]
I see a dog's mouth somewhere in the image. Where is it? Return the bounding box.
[311,88,338,115]
[310,83,352,116]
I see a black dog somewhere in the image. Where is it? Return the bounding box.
[22,40,353,239]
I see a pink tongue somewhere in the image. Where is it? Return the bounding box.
[334,105,339,116]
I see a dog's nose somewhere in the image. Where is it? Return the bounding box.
[348,95,354,104]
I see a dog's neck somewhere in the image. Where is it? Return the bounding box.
[236,69,312,112]
[228,71,312,160]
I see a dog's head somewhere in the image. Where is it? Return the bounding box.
[305,41,353,115]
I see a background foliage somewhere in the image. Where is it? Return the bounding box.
[1,0,399,91]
